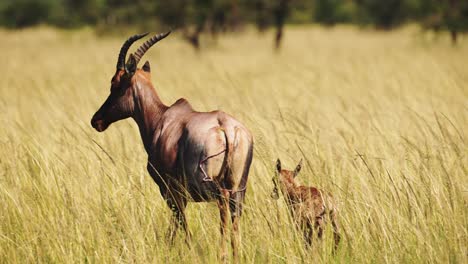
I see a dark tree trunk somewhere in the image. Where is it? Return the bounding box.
[450,30,458,45]
[448,0,459,45]
[274,0,289,50]
[255,0,269,33]
[183,23,204,50]
[229,0,240,30]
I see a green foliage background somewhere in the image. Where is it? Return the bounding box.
[1,0,467,33]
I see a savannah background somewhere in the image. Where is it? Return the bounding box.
[0,0,467,263]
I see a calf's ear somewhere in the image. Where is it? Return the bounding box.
[276,159,281,172]
[294,159,303,177]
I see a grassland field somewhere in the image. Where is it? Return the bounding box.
[0,25,466,263]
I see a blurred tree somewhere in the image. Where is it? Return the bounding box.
[62,0,105,27]
[253,0,270,32]
[274,0,290,50]
[354,0,405,29]
[445,0,468,44]
[155,0,243,49]
[0,0,466,46]
[407,0,468,44]
[155,0,187,29]
[100,0,154,27]
[314,0,352,25]
[0,0,53,28]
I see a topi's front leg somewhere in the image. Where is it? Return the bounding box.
[165,195,190,246]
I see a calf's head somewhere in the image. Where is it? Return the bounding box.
[271,158,302,199]
[91,32,170,132]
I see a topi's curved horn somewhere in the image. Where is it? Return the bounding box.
[133,31,171,66]
[116,32,149,70]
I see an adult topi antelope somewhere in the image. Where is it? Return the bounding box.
[90,32,253,262]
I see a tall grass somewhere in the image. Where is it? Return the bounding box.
[0,26,466,263]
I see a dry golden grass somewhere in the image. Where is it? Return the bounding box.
[0,25,466,263]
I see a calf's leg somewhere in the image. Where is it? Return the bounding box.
[315,216,324,240]
[304,221,314,247]
[330,210,341,253]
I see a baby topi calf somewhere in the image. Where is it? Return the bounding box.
[271,159,341,251]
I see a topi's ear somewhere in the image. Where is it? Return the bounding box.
[142,61,151,73]
[293,159,303,177]
[125,54,137,76]
[276,159,281,172]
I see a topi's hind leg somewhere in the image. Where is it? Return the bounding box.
[217,189,230,263]
[229,191,245,264]
[222,126,252,263]
[231,215,241,264]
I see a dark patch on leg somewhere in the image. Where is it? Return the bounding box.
[229,191,244,217]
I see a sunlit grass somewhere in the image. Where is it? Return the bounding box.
[0,25,466,263]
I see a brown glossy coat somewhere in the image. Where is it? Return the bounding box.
[271,159,340,251]
[91,33,253,263]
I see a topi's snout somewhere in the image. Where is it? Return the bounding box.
[91,115,107,132]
